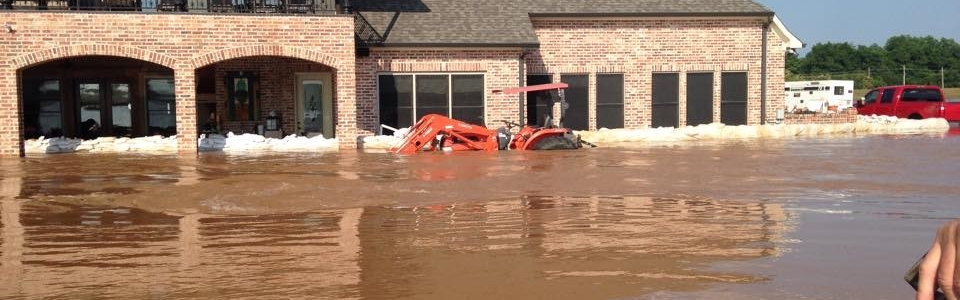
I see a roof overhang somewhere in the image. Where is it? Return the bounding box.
[528,11,775,18]
[771,15,804,53]
[378,43,539,48]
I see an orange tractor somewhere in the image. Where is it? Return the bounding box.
[389,83,588,154]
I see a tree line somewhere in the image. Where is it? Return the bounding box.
[786,35,960,88]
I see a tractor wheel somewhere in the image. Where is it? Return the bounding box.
[531,135,581,150]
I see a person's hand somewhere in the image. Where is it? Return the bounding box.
[918,219,960,300]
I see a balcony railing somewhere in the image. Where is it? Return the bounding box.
[0,0,337,13]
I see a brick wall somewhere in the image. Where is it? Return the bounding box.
[353,18,787,138]
[0,12,354,157]
[355,49,523,135]
[783,109,859,125]
[527,18,786,129]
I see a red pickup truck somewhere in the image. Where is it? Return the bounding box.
[856,85,960,123]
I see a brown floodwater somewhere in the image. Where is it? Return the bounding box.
[2,131,959,299]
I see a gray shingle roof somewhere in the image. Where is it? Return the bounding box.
[354,0,773,47]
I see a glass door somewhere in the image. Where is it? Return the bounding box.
[77,82,102,139]
[301,80,323,135]
[76,81,132,139]
[111,83,132,137]
[295,73,334,138]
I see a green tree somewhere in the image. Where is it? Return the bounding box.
[789,35,960,88]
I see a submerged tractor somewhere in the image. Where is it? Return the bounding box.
[389,83,586,154]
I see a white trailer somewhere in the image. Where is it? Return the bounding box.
[784,80,855,113]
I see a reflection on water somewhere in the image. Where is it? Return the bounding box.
[1,195,785,299]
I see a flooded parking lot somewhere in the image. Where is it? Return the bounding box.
[2,132,959,299]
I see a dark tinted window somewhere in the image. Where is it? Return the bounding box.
[901,88,942,102]
[561,74,589,130]
[22,79,62,139]
[415,75,449,120]
[720,72,748,126]
[379,74,484,129]
[596,74,624,129]
[378,75,414,129]
[652,73,679,128]
[864,90,879,104]
[526,75,552,126]
[451,75,485,124]
[686,73,714,126]
[881,88,896,103]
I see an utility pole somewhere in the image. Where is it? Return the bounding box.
[902,65,906,85]
[942,67,946,87]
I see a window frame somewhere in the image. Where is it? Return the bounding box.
[377,72,486,129]
[22,78,64,139]
[863,90,879,104]
[720,72,748,126]
[880,88,896,104]
[596,73,625,129]
[145,77,177,137]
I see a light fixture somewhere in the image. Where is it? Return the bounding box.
[265,110,280,131]
[3,24,14,33]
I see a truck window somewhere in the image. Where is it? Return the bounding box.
[864,90,879,104]
[901,88,942,102]
[881,88,896,103]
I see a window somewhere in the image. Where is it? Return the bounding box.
[378,74,485,129]
[834,86,844,96]
[526,74,552,126]
[146,78,176,137]
[561,74,589,130]
[451,75,484,124]
[901,88,942,102]
[720,72,748,126]
[596,74,624,129]
[22,79,62,139]
[863,90,879,104]
[651,73,680,128]
[686,73,714,126]
[881,88,896,103]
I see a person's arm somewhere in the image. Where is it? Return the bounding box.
[918,220,959,300]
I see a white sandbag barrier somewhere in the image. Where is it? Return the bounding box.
[360,115,952,150]
[22,116,951,154]
[24,132,339,155]
[25,135,178,154]
[575,115,950,144]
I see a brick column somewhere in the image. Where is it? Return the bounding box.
[0,67,21,157]
[174,67,198,155]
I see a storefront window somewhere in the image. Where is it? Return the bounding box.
[378,74,485,129]
[146,78,176,136]
[22,80,62,139]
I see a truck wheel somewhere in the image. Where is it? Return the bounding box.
[531,135,580,150]
[908,114,923,120]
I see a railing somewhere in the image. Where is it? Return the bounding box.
[354,12,383,46]
[0,0,337,13]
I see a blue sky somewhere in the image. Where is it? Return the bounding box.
[755,0,960,55]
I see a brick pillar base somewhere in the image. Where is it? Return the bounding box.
[174,67,198,155]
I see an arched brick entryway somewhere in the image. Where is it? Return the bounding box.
[5,45,181,156]
[189,46,350,145]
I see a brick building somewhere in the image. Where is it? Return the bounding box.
[0,0,801,157]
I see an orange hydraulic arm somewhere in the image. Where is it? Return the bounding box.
[389,114,500,154]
